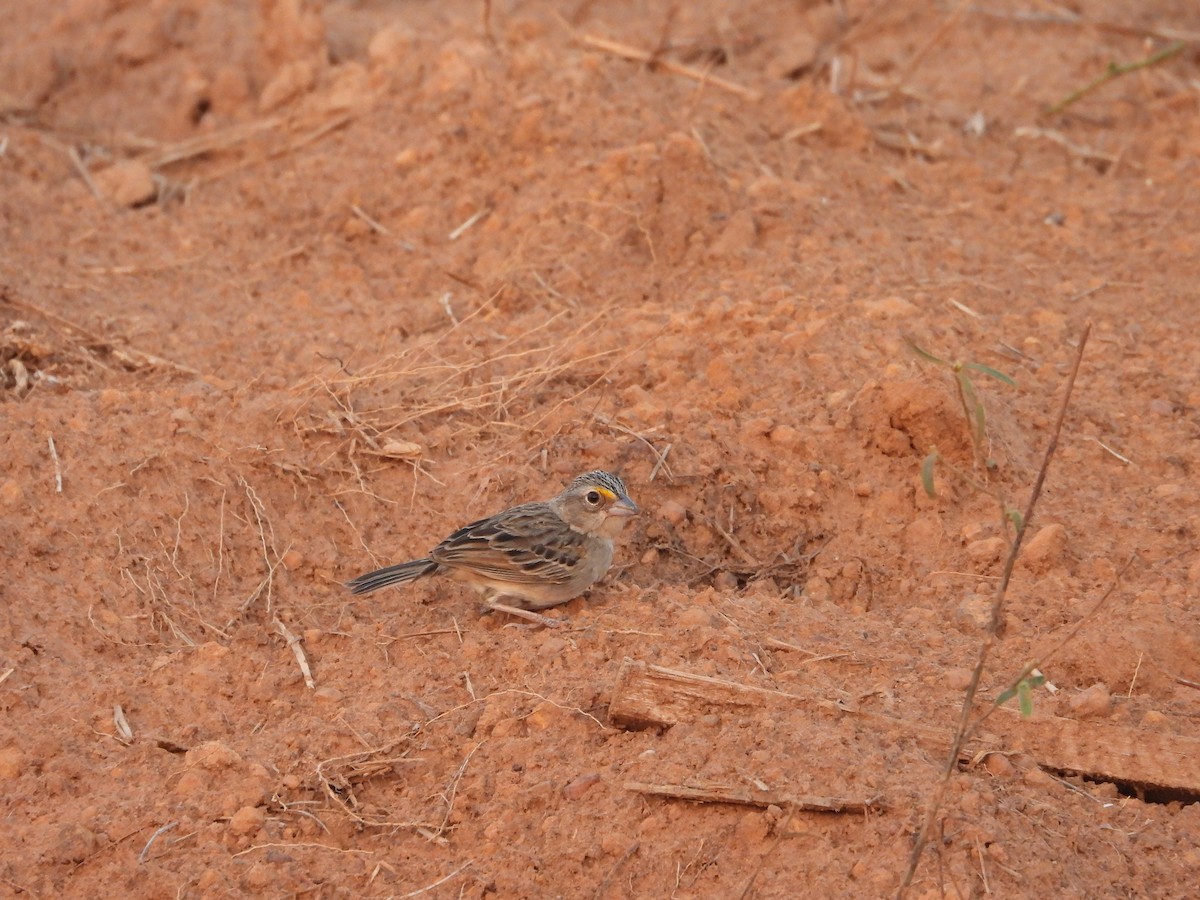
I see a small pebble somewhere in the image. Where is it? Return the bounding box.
[659,500,687,526]
[1068,683,1112,719]
[228,805,266,836]
[1022,524,1067,572]
[562,773,601,800]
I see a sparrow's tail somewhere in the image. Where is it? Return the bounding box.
[346,558,439,595]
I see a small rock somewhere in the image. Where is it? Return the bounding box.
[944,668,973,691]
[659,500,687,526]
[185,741,243,771]
[1022,524,1067,572]
[601,832,629,855]
[367,25,417,70]
[1023,767,1055,788]
[966,537,1007,564]
[0,479,25,508]
[713,571,738,592]
[1188,558,1200,584]
[52,824,98,864]
[259,60,317,112]
[314,686,344,703]
[769,424,803,449]
[734,809,770,844]
[228,805,266,836]
[740,415,774,439]
[525,700,567,731]
[281,549,304,569]
[0,746,25,778]
[862,296,917,318]
[92,160,157,207]
[954,594,992,632]
[1068,683,1112,719]
[677,607,714,628]
[562,773,601,800]
[981,753,1015,778]
[173,770,208,799]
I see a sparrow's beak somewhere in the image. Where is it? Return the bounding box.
[609,496,640,517]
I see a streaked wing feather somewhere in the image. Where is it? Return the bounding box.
[431,503,585,586]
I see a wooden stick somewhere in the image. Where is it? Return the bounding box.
[274,618,315,689]
[581,34,762,100]
[626,780,885,813]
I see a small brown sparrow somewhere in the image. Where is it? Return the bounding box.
[347,471,638,625]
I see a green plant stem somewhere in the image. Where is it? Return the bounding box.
[1046,41,1185,116]
[897,322,1091,898]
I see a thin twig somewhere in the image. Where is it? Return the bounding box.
[66,146,107,207]
[275,618,315,689]
[233,842,372,858]
[138,822,178,863]
[889,0,971,99]
[581,34,762,100]
[1046,41,1186,116]
[350,204,392,235]
[448,208,490,241]
[898,322,1091,897]
[47,435,62,493]
[435,742,483,836]
[594,839,639,900]
[399,860,475,898]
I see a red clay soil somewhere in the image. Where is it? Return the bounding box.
[3,1,1200,897]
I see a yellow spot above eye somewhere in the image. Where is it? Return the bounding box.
[594,487,617,502]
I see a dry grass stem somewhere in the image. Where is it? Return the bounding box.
[112,704,133,743]
[581,34,762,100]
[47,434,62,493]
[399,861,475,898]
[232,842,372,858]
[350,204,392,235]
[448,208,490,240]
[275,618,315,689]
[1014,126,1119,165]
[594,839,640,900]
[889,0,971,98]
[137,821,178,863]
[435,742,483,836]
[4,288,203,378]
[66,145,106,206]
[1088,436,1133,465]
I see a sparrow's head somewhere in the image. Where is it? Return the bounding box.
[555,470,639,537]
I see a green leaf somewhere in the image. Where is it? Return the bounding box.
[1018,679,1034,717]
[956,371,986,445]
[920,452,938,498]
[1005,507,1024,533]
[963,361,1016,386]
[905,338,950,368]
[995,685,1018,706]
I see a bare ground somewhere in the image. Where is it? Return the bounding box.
[3,1,1200,897]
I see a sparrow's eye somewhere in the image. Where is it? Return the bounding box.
[585,490,602,505]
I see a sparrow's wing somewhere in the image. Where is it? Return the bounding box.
[430,503,588,586]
